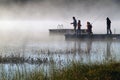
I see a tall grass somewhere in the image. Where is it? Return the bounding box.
[51,61,120,80]
[0,61,120,80]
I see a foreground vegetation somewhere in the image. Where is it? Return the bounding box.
[0,61,120,80]
[50,62,120,80]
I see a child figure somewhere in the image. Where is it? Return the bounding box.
[77,20,82,34]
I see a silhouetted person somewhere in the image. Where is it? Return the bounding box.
[71,17,77,33]
[77,20,82,34]
[87,22,93,34]
[106,17,112,34]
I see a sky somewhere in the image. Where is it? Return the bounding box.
[0,0,120,34]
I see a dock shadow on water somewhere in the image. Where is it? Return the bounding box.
[0,32,120,79]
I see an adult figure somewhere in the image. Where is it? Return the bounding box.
[106,17,112,34]
[71,17,77,33]
[87,22,92,34]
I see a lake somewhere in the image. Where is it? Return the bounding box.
[0,31,120,77]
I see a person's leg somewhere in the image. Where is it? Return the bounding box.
[107,28,109,34]
[90,29,92,34]
[87,29,89,34]
[110,29,112,34]
[77,28,79,34]
[79,29,81,34]
[75,26,77,33]
[74,26,76,33]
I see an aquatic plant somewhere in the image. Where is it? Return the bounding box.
[0,61,120,80]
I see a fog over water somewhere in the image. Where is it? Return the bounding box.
[0,0,120,39]
[0,1,120,75]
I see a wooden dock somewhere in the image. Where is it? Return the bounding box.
[49,29,87,34]
[65,34,120,40]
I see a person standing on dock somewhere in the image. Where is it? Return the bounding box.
[77,20,82,34]
[71,17,77,33]
[87,22,93,34]
[106,17,112,34]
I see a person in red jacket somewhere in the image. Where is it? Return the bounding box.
[77,20,82,34]
[87,22,93,34]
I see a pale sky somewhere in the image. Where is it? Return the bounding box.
[0,0,120,33]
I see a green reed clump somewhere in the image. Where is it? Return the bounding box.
[25,71,45,80]
[49,62,120,80]
[0,61,120,80]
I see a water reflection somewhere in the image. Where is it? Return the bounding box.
[0,34,120,78]
[0,36,119,64]
[105,40,111,60]
[65,38,120,64]
[86,39,92,54]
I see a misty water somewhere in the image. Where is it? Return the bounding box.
[0,0,120,79]
[0,19,119,78]
[0,29,120,76]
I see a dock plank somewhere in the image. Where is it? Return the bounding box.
[65,34,120,39]
[49,29,86,34]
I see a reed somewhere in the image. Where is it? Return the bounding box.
[0,61,120,80]
[0,55,48,64]
[50,61,120,80]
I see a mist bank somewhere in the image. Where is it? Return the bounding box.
[0,0,120,36]
[0,0,120,20]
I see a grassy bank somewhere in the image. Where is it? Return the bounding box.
[50,62,120,80]
[1,62,120,80]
